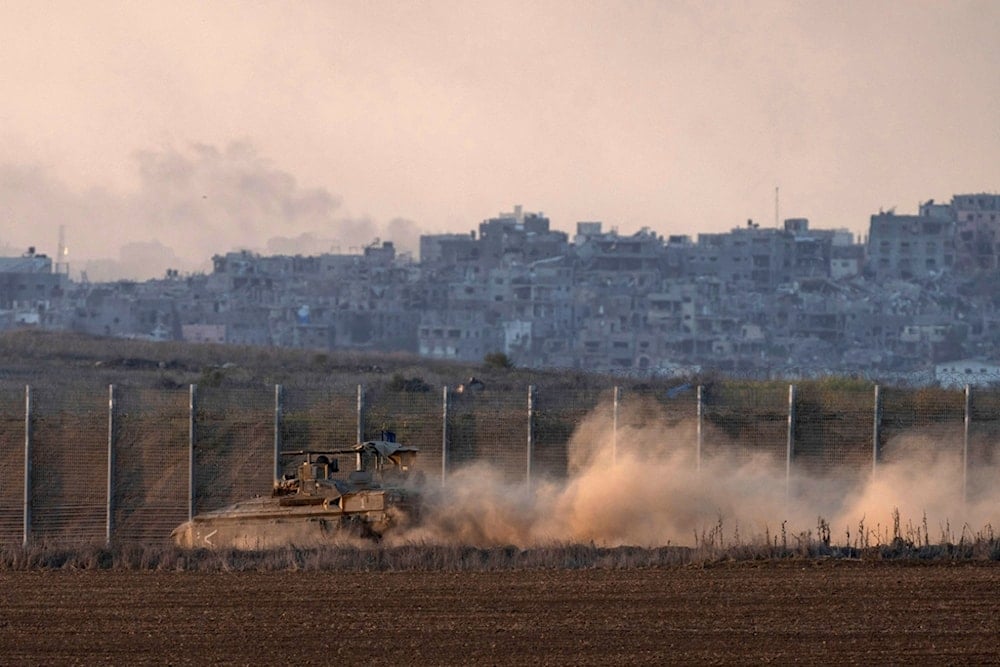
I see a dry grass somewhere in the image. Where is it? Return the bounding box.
[2,524,997,572]
[0,329,623,394]
[0,541,694,572]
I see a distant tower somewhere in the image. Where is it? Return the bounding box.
[56,225,69,275]
[774,186,779,228]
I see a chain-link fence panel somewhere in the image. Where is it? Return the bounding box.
[532,386,608,480]
[447,387,527,483]
[879,386,965,468]
[967,387,1000,501]
[279,386,358,481]
[28,385,108,542]
[361,384,444,482]
[701,382,790,466]
[193,385,274,514]
[620,384,700,464]
[793,382,874,480]
[652,383,701,424]
[112,386,189,542]
[0,388,25,544]
[3,379,994,544]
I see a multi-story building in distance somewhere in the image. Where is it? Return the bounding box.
[5,195,1000,384]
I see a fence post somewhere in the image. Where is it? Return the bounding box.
[273,384,283,488]
[23,385,32,547]
[441,385,449,484]
[872,384,882,478]
[106,384,116,545]
[785,384,796,503]
[963,384,971,504]
[696,385,704,473]
[612,386,620,466]
[356,384,365,444]
[188,384,197,523]
[527,385,535,488]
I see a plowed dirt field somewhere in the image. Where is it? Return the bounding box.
[2,561,998,665]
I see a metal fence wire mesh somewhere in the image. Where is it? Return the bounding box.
[28,385,108,542]
[193,386,274,514]
[701,383,790,466]
[623,385,700,461]
[533,387,607,479]
[112,386,189,541]
[793,383,874,479]
[0,382,995,544]
[362,386,444,481]
[279,387,358,482]
[968,390,1000,501]
[0,389,25,544]
[447,388,526,483]
[879,387,966,466]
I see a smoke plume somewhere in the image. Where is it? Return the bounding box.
[0,142,422,281]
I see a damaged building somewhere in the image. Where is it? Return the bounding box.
[9,193,1000,384]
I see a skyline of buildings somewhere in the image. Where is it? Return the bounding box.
[2,191,1000,386]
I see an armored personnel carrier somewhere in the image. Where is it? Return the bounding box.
[171,435,421,549]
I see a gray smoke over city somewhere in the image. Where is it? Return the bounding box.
[0,142,423,281]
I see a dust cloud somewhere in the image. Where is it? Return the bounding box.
[395,403,1000,549]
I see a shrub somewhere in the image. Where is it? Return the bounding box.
[483,352,513,370]
[387,373,430,392]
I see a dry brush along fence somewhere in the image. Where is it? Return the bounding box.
[0,381,996,546]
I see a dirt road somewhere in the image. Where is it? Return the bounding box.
[2,561,998,665]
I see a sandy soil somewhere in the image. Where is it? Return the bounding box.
[2,561,999,665]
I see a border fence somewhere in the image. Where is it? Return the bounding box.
[0,382,996,546]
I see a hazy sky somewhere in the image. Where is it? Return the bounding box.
[3,1,999,280]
